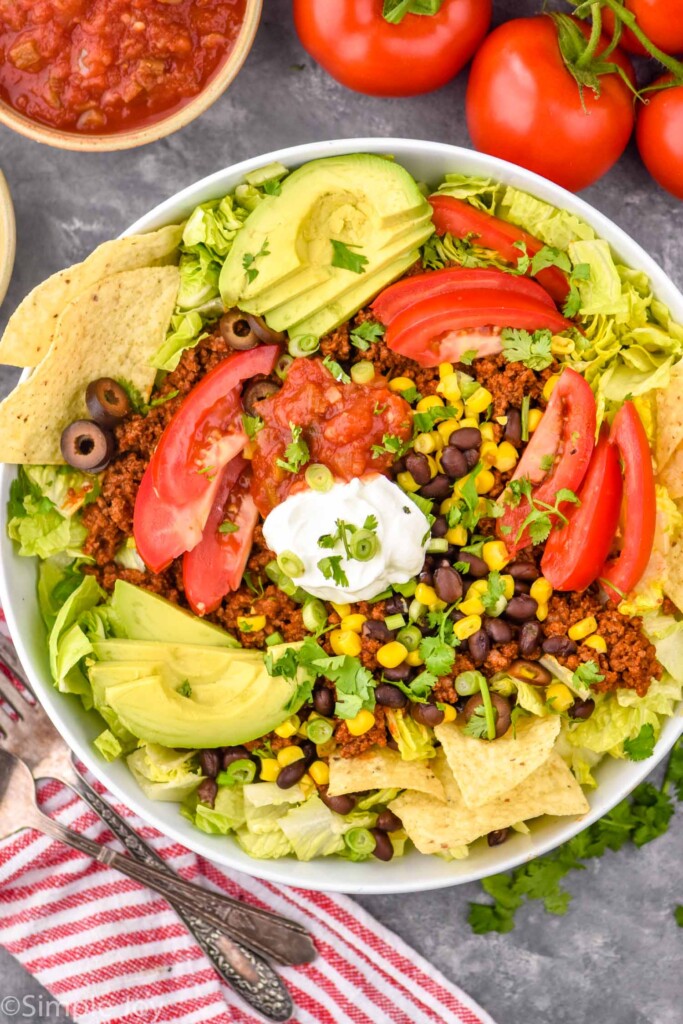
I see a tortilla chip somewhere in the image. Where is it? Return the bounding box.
[0,224,182,368]
[0,266,179,463]
[328,746,445,801]
[434,714,561,809]
[390,749,589,854]
[655,360,683,474]
[665,526,683,613]
[659,447,683,500]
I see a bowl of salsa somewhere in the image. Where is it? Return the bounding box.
[0,0,262,150]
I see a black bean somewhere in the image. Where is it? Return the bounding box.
[386,737,400,751]
[362,619,395,643]
[468,628,490,666]
[484,617,514,643]
[405,451,432,486]
[197,778,218,807]
[509,659,552,686]
[222,745,251,770]
[568,698,596,720]
[411,702,445,727]
[457,552,488,578]
[514,579,531,595]
[504,408,522,447]
[392,457,407,476]
[276,759,308,789]
[464,447,480,469]
[463,693,511,738]
[508,561,539,582]
[375,683,409,708]
[518,621,543,657]
[488,828,510,847]
[419,473,452,500]
[433,565,463,604]
[299,739,317,765]
[376,810,403,833]
[320,787,356,815]
[505,594,539,622]
[199,750,221,779]
[382,664,414,684]
[418,569,434,587]
[542,636,578,657]
[449,427,482,450]
[440,446,469,480]
[385,594,409,617]
[432,515,448,538]
[371,828,395,862]
[313,684,335,717]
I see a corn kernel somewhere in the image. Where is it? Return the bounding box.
[346,709,376,736]
[309,760,330,786]
[465,386,494,415]
[528,408,543,433]
[429,430,444,451]
[546,682,574,713]
[453,614,482,641]
[389,376,414,393]
[297,722,309,737]
[415,583,438,606]
[530,577,553,604]
[429,453,442,477]
[458,417,479,429]
[274,715,300,738]
[330,629,362,658]
[536,602,549,622]
[416,395,444,412]
[543,375,561,403]
[568,616,598,642]
[495,441,519,472]
[446,525,468,545]
[237,615,266,632]
[405,650,424,667]
[413,433,438,455]
[440,497,455,514]
[495,415,508,426]
[331,602,351,618]
[436,418,461,444]
[377,641,409,669]
[299,774,316,798]
[439,362,454,380]
[397,470,421,493]
[475,469,496,494]
[260,758,280,782]
[480,440,498,466]
[459,596,486,616]
[468,580,489,596]
[316,738,337,759]
[341,613,367,633]
[479,422,496,442]
[437,372,462,402]
[277,746,305,767]
[584,634,607,654]
[482,540,510,571]
[501,574,515,600]
[441,704,457,722]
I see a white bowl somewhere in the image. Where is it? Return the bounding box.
[1,139,682,894]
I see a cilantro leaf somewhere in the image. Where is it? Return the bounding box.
[350,320,385,350]
[176,680,192,697]
[242,238,270,283]
[459,349,477,366]
[330,239,368,274]
[364,514,378,531]
[501,328,554,371]
[623,723,656,762]
[563,262,591,318]
[276,422,310,474]
[322,355,351,383]
[310,652,375,720]
[218,520,239,534]
[242,413,264,439]
[317,556,349,587]
[412,404,457,433]
[371,433,408,459]
[481,570,505,615]
[418,635,455,676]
[463,704,489,739]
[571,660,604,689]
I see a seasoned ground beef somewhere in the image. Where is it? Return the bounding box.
[335,705,388,758]
[474,353,557,416]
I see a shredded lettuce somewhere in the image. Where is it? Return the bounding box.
[235,826,292,859]
[433,173,500,213]
[94,729,125,762]
[181,786,246,835]
[385,708,436,761]
[498,186,595,250]
[127,744,202,802]
[48,574,102,699]
[277,795,346,861]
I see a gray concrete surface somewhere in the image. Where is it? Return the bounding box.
[0,0,682,1021]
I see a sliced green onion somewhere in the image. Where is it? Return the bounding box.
[305,463,334,493]
[427,538,449,553]
[306,718,334,745]
[276,353,294,380]
[521,395,530,443]
[349,529,379,561]
[217,759,256,787]
[277,550,305,578]
[288,334,320,357]
[265,560,306,601]
[345,826,377,856]
[384,613,406,631]
[265,631,284,647]
[478,674,497,741]
[408,598,426,623]
[393,580,417,598]
[370,587,392,602]
[302,598,327,633]
[396,624,422,652]
[350,360,375,384]
[407,492,434,517]
[455,669,485,697]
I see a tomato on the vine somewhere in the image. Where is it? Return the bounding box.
[636,77,683,200]
[292,0,491,97]
[602,0,683,57]
[465,15,636,192]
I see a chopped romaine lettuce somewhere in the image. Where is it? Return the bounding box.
[114,539,147,573]
[277,795,346,861]
[385,708,436,761]
[181,786,246,835]
[235,826,292,859]
[94,729,125,762]
[127,744,202,802]
[433,173,500,213]
[498,186,595,249]
[568,240,628,317]
[48,574,102,698]
[151,311,208,372]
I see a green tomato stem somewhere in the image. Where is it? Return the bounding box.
[576,4,603,68]
[598,0,683,81]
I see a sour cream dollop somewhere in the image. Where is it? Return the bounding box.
[262,475,430,603]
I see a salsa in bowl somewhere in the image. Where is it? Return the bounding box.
[0,139,682,892]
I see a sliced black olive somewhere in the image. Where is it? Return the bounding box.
[246,313,287,344]
[219,309,260,350]
[60,420,115,472]
[85,377,131,427]
[242,378,280,416]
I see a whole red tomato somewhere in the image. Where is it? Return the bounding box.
[602,0,683,57]
[636,77,683,199]
[293,0,492,97]
[465,16,636,192]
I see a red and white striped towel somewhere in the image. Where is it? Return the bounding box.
[0,615,495,1024]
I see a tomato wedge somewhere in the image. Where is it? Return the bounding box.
[541,427,623,591]
[599,401,656,602]
[385,288,574,367]
[371,266,555,325]
[133,464,223,574]
[152,345,280,506]
[498,367,596,552]
[183,458,259,616]
[429,194,570,305]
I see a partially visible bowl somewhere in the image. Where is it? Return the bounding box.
[0,171,15,308]
[1,139,681,894]
[0,1,262,152]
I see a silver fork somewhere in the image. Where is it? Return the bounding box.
[0,651,313,1022]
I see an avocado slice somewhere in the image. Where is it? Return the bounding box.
[109,581,239,648]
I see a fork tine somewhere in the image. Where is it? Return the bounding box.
[0,668,32,721]
[0,633,34,696]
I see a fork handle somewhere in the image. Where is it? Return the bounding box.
[34,810,315,967]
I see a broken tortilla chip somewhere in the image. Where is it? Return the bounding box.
[655,359,683,474]
[0,224,182,368]
[664,526,683,613]
[389,749,589,855]
[0,265,179,463]
[328,746,445,801]
[659,447,683,501]
[434,714,561,809]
